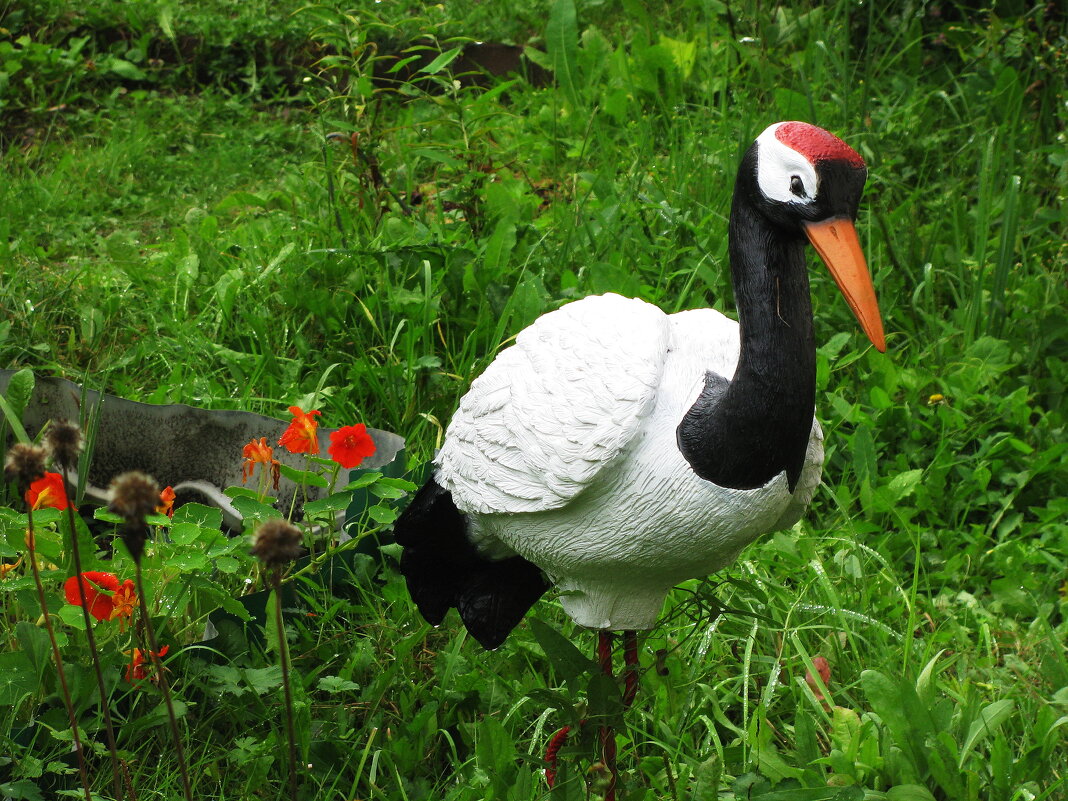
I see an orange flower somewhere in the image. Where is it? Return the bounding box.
[0,558,22,580]
[156,486,176,518]
[126,645,169,683]
[278,406,321,455]
[26,472,73,511]
[328,424,376,469]
[242,437,281,490]
[64,571,120,621]
[110,579,138,631]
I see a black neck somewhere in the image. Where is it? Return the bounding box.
[676,161,816,491]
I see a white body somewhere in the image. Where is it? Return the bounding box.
[435,293,823,630]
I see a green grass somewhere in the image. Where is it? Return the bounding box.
[1,1,1066,799]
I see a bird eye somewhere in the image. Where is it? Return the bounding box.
[789,175,806,197]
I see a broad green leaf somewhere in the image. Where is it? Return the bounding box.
[170,522,203,546]
[231,495,281,523]
[93,508,124,524]
[474,716,515,781]
[343,472,382,491]
[317,676,360,693]
[484,219,517,272]
[107,58,145,80]
[690,754,721,801]
[852,425,877,484]
[376,477,417,492]
[528,617,596,685]
[387,54,423,74]
[15,621,51,675]
[886,786,938,801]
[56,604,86,631]
[303,493,353,516]
[3,367,34,426]
[169,551,208,571]
[658,34,696,78]
[214,556,240,573]
[0,778,45,800]
[176,253,199,287]
[172,503,223,531]
[860,670,924,765]
[417,46,463,75]
[885,469,923,501]
[215,191,269,212]
[369,483,406,500]
[278,463,328,488]
[959,699,1014,768]
[366,504,397,525]
[27,508,62,527]
[224,486,275,503]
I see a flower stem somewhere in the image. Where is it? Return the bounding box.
[26,507,93,801]
[281,522,385,585]
[61,465,129,801]
[271,566,300,799]
[132,555,193,801]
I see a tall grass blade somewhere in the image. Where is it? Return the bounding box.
[988,174,1020,340]
[546,0,580,108]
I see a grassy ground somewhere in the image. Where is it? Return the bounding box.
[1,1,1066,799]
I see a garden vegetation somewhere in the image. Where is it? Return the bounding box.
[0,1,1065,799]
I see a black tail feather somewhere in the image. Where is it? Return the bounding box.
[395,477,548,649]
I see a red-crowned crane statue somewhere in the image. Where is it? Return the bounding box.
[395,121,886,797]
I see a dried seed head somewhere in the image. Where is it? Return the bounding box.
[45,419,84,470]
[120,522,149,563]
[251,519,304,566]
[108,471,161,524]
[4,443,47,490]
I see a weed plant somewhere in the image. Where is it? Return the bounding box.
[0,0,1066,799]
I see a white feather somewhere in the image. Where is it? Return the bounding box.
[755,122,819,205]
[435,293,824,630]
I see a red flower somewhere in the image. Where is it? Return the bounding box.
[126,645,169,683]
[242,437,281,489]
[110,579,138,631]
[64,571,120,621]
[278,406,322,455]
[328,424,376,469]
[156,486,176,518]
[26,472,73,511]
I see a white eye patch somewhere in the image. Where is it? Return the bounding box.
[755,124,819,205]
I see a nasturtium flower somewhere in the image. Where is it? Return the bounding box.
[157,486,176,518]
[64,571,120,622]
[126,645,169,683]
[0,558,22,580]
[242,437,281,489]
[110,579,138,631]
[278,406,322,455]
[26,472,72,511]
[328,424,376,469]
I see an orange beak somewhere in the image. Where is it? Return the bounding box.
[803,218,886,352]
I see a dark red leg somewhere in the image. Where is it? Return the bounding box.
[597,630,617,801]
